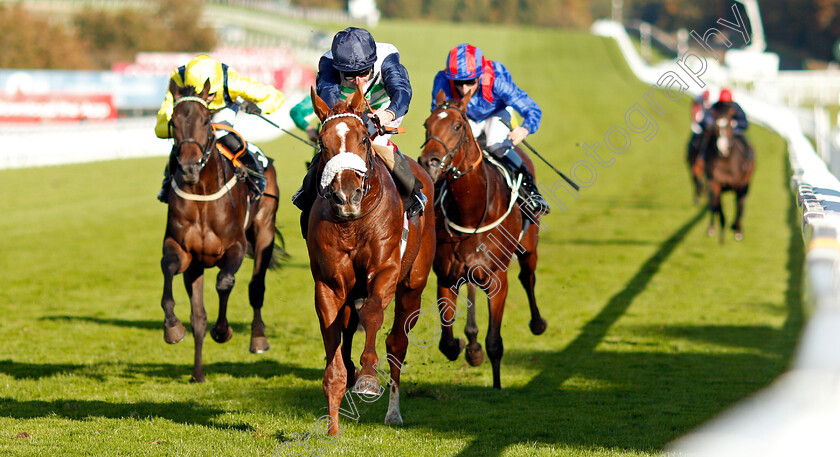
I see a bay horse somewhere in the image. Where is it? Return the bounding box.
[419,90,547,390]
[160,79,280,382]
[703,105,754,242]
[307,87,435,434]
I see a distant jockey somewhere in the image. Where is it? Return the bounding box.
[155,54,285,202]
[292,27,427,239]
[690,90,712,135]
[431,43,550,215]
[701,88,749,136]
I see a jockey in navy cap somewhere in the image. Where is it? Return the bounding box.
[292,27,426,238]
[431,43,550,215]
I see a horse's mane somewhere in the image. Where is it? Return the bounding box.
[174,84,200,98]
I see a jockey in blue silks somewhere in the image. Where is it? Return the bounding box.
[292,27,427,239]
[431,43,550,215]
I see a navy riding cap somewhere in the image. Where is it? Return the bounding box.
[331,27,377,72]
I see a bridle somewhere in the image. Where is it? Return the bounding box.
[317,112,381,218]
[169,96,216,170]
[422,102,482,180]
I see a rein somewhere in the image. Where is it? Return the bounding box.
[317,111,383,220]
[423,103,483,180]
[169,95,240,203]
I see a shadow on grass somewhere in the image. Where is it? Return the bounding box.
[0,359,322,382]
[0,397,253,432]
[39,316,251,333]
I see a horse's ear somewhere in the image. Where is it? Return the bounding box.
[199,79,215,104]
[311,86,331,122]
[348,86,366,115]
[169,79,180,101]
[435,89,447,107]
[457,88,474,111]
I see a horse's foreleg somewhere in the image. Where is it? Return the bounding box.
[463,284,483,367]
[315,281,347,436]
[355,265,398,396]
[437,284,466,361]
[517,248,547,336]
[248,205,277,354]
[211,244,246,346]
[707,182,722,238]
[161,239,189,344]
[184,263,206,383]
[486,275,510,390]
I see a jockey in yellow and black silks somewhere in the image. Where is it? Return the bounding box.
[155,54,285,202]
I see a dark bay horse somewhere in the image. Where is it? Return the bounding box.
[307,87,435,434]
[703,106,754,242]
[419,90,547,389]
[160,80,280,382]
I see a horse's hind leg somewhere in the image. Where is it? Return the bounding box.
[211,244,246,345]
[384,283,423,425]
[247,207,277,354]
[340,300,359,388]
[161,239,189,344]
[464,284,484,367]
[183,263,207,383]
[517,242,546,336]
[437,284,466,361]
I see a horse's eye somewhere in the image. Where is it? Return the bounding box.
[454,123,462,131]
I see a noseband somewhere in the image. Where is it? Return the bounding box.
[422,102,480,179]
[318,113,375,201]
[170,96,216,169]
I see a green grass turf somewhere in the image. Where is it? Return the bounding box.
[0,20,800,457]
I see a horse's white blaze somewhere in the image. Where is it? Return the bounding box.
[384,383,403,425]
[437,112,448,119]
[717,136,730,157]
[716,118,728,128]
[335,122,350,154]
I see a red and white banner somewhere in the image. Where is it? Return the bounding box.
[0,93,116,122]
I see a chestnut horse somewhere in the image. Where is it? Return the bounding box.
[419,90,547,390]
[703,105,754,242]
[160,80,280,382]
[687,132,705,204]
[307,87,435,434]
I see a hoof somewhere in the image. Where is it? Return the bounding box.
[249,336,270,354]
[734,232,744,242]
[465,343,484,367]
[384,411,403,425]
[707,227,716,237]
[529,317,548,335]
[164,321,186,344]
[352,375,381,397]
[210,324,233,344]
[440,338,465,361]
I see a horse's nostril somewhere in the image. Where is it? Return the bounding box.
[352,188,363,204]
[332,192,344,205]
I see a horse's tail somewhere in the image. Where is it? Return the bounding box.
[268,225,290,270]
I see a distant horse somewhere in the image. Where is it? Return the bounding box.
[160,80,280,382]
[419,90,547,389]
[687,132,705,204]
[703,106,754,242]
[307,87,435,434]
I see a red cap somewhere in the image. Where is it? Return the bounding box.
[719,88,733,103]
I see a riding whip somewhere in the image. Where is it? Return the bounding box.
[500,118,580,191]
[253,113,318,149]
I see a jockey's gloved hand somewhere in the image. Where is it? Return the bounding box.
[240,101,262,115]
[362,112,378,138]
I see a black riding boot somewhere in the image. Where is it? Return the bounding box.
[489,143,551,215]
[293,153,320,240]
[218,132,266,197]
[391,148,427,218]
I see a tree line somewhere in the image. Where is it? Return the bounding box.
[0,0,215,70]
